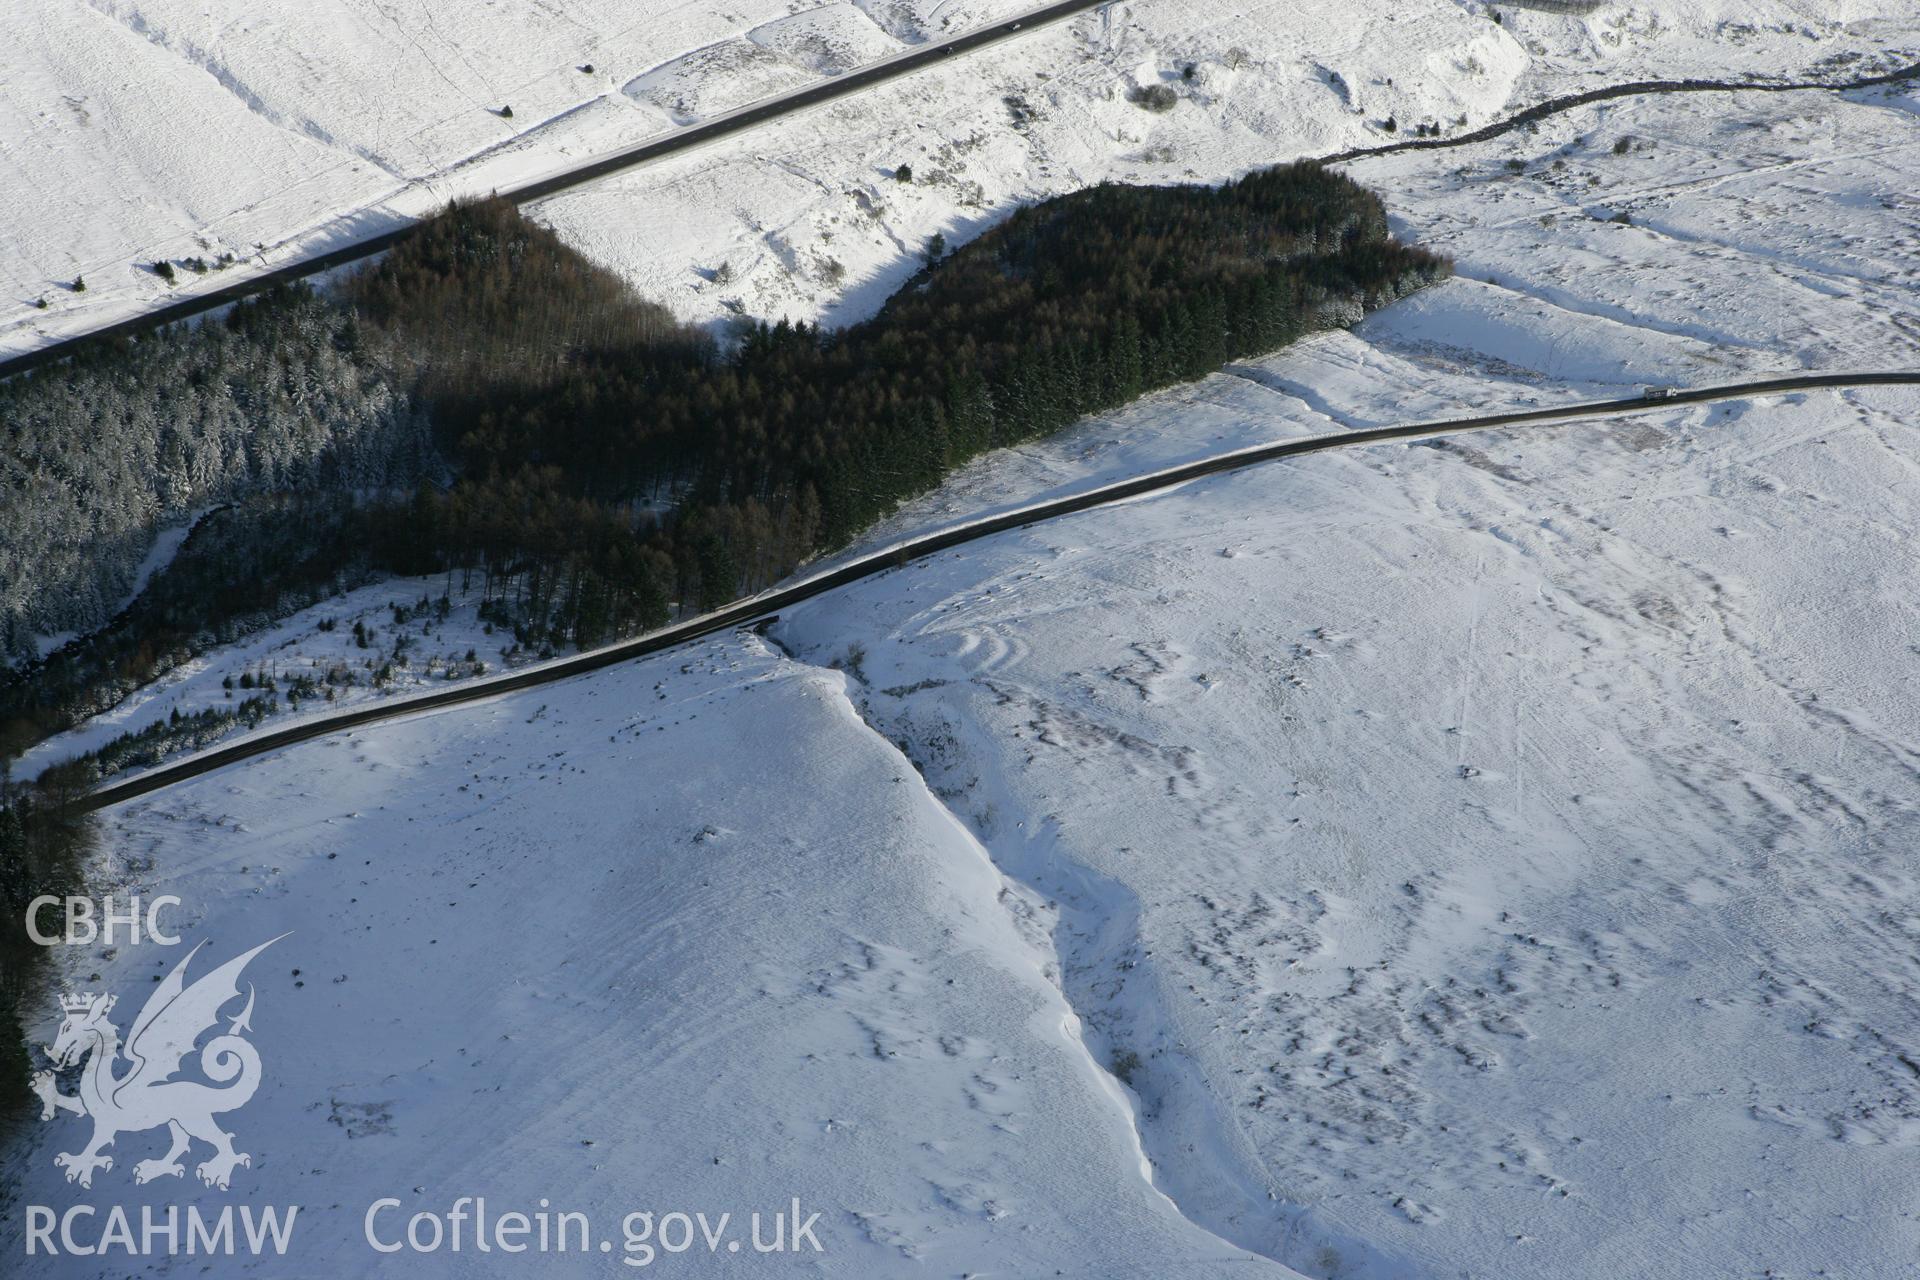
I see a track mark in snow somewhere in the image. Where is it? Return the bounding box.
[80,0,410,181]
[1223,364,1376,431]
[1457,271,1776,357]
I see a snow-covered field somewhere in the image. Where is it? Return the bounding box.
[771,379,1920,1278]
[14,640,1294,1275]
[7,1,1917,358]
[764,91,1920,1267]
[9,11,1920,1280]
[514,0,1920,338]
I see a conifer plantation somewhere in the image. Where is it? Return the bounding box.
[0,162,1449,764]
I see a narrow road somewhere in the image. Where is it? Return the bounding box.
[1316,58,1920,166]
[0,0,1111,382]
[74,370,1920,812]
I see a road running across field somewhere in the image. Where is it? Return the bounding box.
[73,369,1920,812]
[1316,58,1920,166]
[3,15,1913,383]
[0,0,1110,382]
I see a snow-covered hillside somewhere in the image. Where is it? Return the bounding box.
[12,69,1920,1275]
[765,85,1920,1275]
[539,0,1920,340]
[770,380,1920,1278]
[15,352,1918,1275]
[11,639,1299,1275]
[7,0,1917,358]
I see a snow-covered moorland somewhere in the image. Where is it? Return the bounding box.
[520,0,1920,337]
[6,0,1917,360]
[11,62,1920,1276]
[774,383,1920,1276]
[14,640,1295,1275]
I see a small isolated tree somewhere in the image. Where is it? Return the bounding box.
[1383,116,1398,134]
[1127,83,1178,113]
[153,260,176,282]
[33,298,46,309]
[499,104,514,118]
[895,163,913,183]
[578,63,594,74]
[71,276,85,293]
[924,231,948,266]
